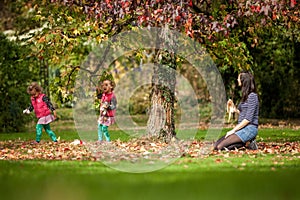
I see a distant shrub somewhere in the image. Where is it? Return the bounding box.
[0,33,38,132]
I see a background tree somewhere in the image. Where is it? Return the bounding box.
[235,0,300,118]
[0,33,38,132]
[1,0,299,134]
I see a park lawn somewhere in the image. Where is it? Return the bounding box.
[0,154,299,200]
[1,123,300,142]
[0,127,299,200]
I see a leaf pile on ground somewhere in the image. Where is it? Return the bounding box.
[0,139,299,161]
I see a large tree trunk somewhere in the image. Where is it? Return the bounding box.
[147,50,177,143]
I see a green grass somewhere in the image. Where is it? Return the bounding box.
[195,128,300,142]
[0,155,299,200]
[2,121,300,143]
[0,120,299,200]
[255,128,300,142]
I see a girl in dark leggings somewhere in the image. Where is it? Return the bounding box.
[214,71,259,150]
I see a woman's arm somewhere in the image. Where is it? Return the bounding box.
[226,93,258,138]
[225,119,250,138]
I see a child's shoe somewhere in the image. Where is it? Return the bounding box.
[31,141,40,145]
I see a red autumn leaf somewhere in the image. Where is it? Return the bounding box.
[291,0,297,8]
[175,15,181,22]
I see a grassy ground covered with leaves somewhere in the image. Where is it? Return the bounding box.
[0,117,299,200]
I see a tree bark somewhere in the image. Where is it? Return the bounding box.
[147,50,177,143]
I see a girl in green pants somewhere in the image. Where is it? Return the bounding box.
[23,82,58,143]
[97,79,117,142]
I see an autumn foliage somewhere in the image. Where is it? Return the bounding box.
[0,139,299,161]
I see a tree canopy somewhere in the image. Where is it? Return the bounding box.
[0,0,299,132]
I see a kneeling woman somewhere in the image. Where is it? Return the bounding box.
[214,71,259,150]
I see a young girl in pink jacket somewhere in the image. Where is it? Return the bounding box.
[97,79,117,142]
[23,82,58,143]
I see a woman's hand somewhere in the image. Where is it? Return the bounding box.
[226,119,250,138]
[235,108,240,114]
[225,130,235,138]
